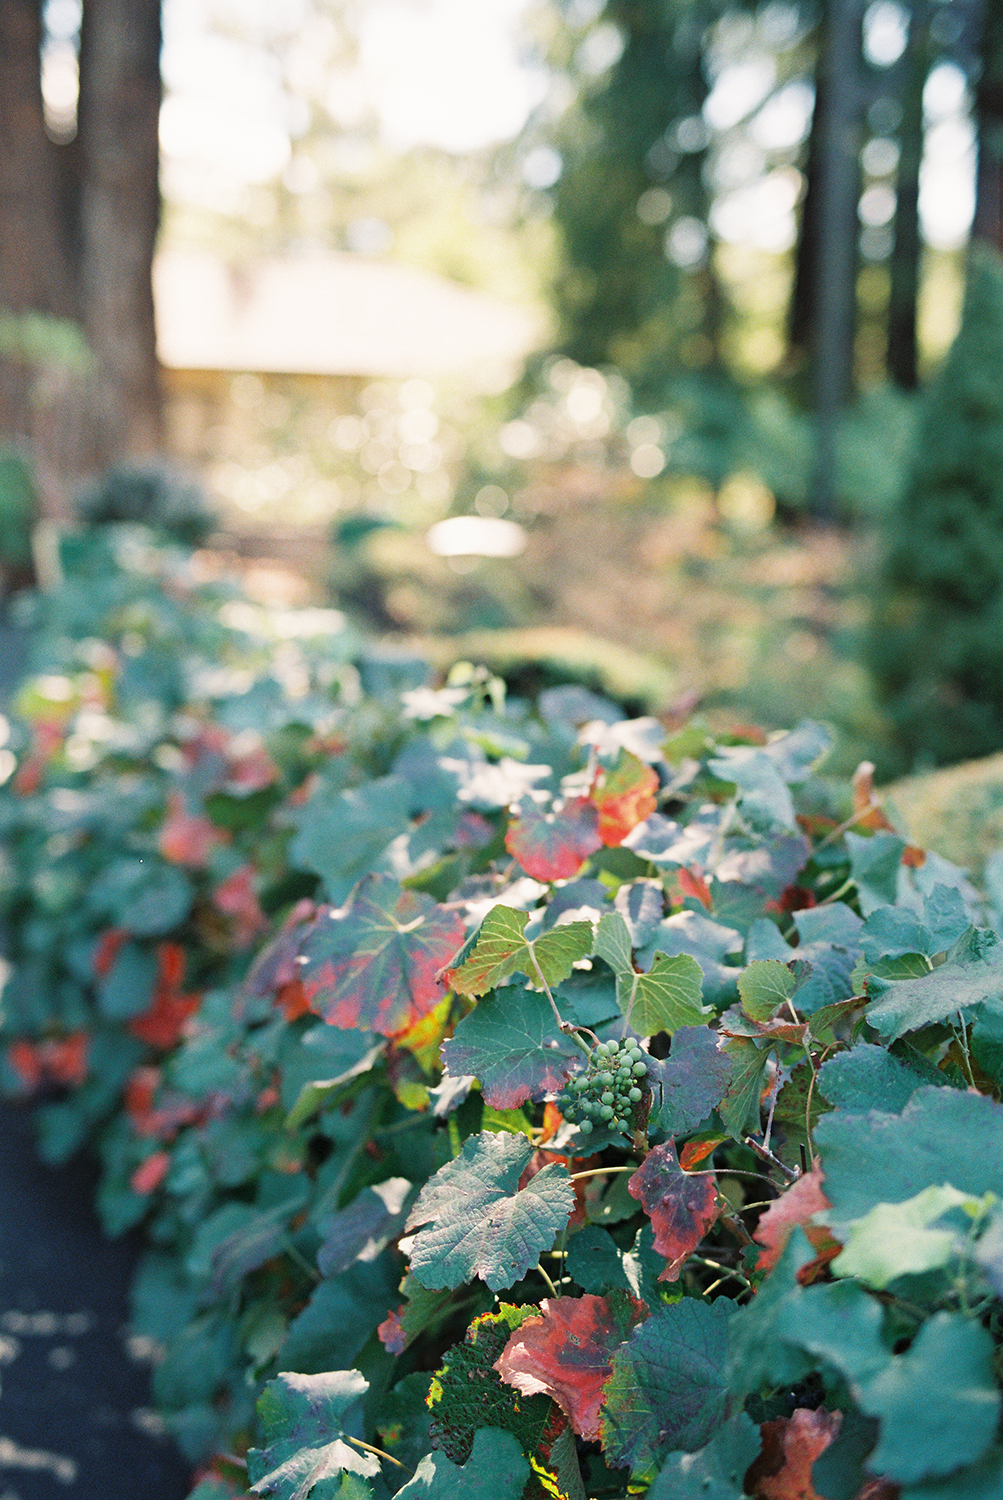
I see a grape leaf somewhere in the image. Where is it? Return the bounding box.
[428,1305,555,1464]
[831,1185,975,1289]
[505,796,602,880]
[395,1427,529,1500]
[440,985,585,1108]
[247,1370,378,1500]
[738,959,799,1022]
[719,1036,770,1139]
[649,1025,733,1137]
[861,1312,1000,1484]
[494,1291,649,1440]
[627,1140,720,1280]
[592,750,659,846]
[813,1086,1003,1230]
[818,1043,945,1115]
[288,775,413,903]
[865,931,1003,1042]
[405,1130,575,1292]
[745,1407,843,1500]
[753,1167,836,1274]
[707,745,796,829]
[445,906,593,997]
[618,952,705,1037]
[599,1297,731,1470]
[278,1255,402,1375]
[316,1178,413,1278]
[646,1412,761,1500]
[297,875,465,1037]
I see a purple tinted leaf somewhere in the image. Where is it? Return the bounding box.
[649,1026,732,1137]
[298,875,465,1037]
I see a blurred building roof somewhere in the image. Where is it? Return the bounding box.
[154,249,543,381]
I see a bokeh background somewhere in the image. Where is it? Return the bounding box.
[3,0,1003,784]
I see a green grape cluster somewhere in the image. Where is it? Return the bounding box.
[556,1038,648,1136]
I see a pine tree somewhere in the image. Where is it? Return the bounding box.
[868,243,1003,765]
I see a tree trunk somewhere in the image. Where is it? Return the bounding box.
[811,0,864,518]
[973,0,1003,253]
[0,0,80,446]
[76,0,163,465]
[886,1,929,390]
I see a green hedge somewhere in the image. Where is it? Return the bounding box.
[3,524,1003,1499]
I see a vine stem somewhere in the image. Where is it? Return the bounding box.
[528,948,594,1057]
[569,1164,637,1183]
[690,1254,753,1291]
[744,1136,799,1180]
[536,1262,560,1297]
[345,1436,412,1474]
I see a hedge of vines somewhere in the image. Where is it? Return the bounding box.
[2,523,1003,1500]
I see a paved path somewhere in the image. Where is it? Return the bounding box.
[0,1102,191,1500]
[0,623,191,1500]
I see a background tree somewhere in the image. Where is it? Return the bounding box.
[0,0,162,485]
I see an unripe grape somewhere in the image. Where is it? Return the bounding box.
[632,1061,647,1077]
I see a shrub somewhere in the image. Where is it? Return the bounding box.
[868,243,1003,766]
[4,528,1003,1498]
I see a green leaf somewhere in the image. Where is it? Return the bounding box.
[594,911,634,975]
[647,1412,761,1500]
[861,1312,1000,1484]
[247,1370,378,1499]
[813,1086,1003,1230]
[900,1445,1003,1500]
[405,1130,575,1292]
[289,775,413,903]
[446,906,593,996]
[440,984,585,1108]
[818,1043,946,1115]
[832,1184,973,1288]
[866,931,1003,1042]
[599,1297,731,1471]
[846,830,907,915]
[618,952,705,1037]
[298,875,465,1038]
[97,939,159,1019]
[737,959,798,1021]
[278,1256,402,1374]
[719,1036,770,1140]
[395,1427,529,1500]
[427,1305,554,1463]
[707,745,796,829]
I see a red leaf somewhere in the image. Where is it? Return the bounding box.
[128,988,201,1049]
[747,1407,844,1500]
[628,1139,720,1280]
[241,899,318,1002]
[378,1308,407,1355]
[298,875,466,1037]
[591,751,659,846]
[157,941,186,991]
[125,1067,202,1139]
[93,927,129,978]
[754,1167,840,1278]
[679,1135,727,1170]
[131,1151,170,1196]
[505,797,602,880]
[213,865,267,948]
[7,1033,89,1093]
[677,866,713,909]
[159,792,227,866]
[494,1292,649,1440]
[225,743,280,793]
